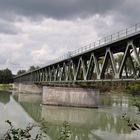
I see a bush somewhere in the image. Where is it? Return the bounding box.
[126,83,140,94]
[3,120,71,140]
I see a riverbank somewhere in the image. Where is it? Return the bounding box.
[12,81,140,95]
[0,84,12,91]
[74,81,135,94]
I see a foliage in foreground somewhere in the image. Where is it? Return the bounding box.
[59,121,71,140]
[3,120,71,140]
[122,113,140,131]
[4,120,47,140]
[126,83,140,94]
[131,97,140,111]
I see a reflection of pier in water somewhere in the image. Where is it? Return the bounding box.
[15,93,42,122]
[14,93,134,140]
[0,91,11,104]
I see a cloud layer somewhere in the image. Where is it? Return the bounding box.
[0,0,122,19]
[0,0,139,73]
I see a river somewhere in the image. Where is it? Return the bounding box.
[0,90,140,140]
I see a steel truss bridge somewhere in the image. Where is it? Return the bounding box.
[14,24,140,85]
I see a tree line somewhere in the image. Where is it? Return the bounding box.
[17,66,40,75]
[0,68,13,84]
[0,66,40,84]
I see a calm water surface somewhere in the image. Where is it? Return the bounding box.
[0,90,140,140]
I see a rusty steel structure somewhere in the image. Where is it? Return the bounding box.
[14,24,140,85]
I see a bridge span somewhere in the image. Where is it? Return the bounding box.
[14,24,140,85]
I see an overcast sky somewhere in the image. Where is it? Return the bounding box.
[0,0,140,74]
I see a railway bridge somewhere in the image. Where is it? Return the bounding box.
[13,24,140,107]
[14,24,140,85]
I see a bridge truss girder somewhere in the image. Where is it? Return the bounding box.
[14,39,140,84]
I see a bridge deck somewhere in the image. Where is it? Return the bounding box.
[14,23,140,84]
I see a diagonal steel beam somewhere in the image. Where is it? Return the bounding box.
[119,40,138,78]
[74,57,86,80]
[85,53,100,80]
[100,48,117,79]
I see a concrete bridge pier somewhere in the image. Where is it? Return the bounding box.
[13,83,100,108]
[13,83,42,94]
[42,86,100,108]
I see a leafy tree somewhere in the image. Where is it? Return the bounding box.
[115,54,136,77]
[0,68,13,84]
[17,70,26,75]
[115,54,123,67]
[28,66,40,72]
[16,66,40,75]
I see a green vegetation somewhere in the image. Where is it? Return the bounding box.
[4,120,47,140]
[122,113,140,131]
[115,54,136,75]
[59,121,71,140]
[0,84,11,91]
[17,70,26,75]
[126,83,140,94]
[0,68,13,84]
[3,120,71,140]
[0,91,11,104]
[17,66,40,75]
[131,96,140,111]
[122,94,140,131]
[28,66,40,72]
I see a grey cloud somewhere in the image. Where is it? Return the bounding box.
[0,56,6,64]
[0,20,21,35]
[0,0,122,20]
[0,0,139,26]
[112,0,140,25]
[0,25,19,35]
[0,0,140,74]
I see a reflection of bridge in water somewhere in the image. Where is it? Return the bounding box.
[13,24,140,108]
[14,24,140,85]
[14,93,136,140]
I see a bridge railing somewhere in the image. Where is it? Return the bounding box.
[41,24,140,68]
[34,24,140,69]
[70,24,140,57]
[15,23,140,78]
[51,23,140,65]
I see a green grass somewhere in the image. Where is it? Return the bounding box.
[0,84,11,91]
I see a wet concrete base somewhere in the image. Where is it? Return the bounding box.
[42,86,100,108]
